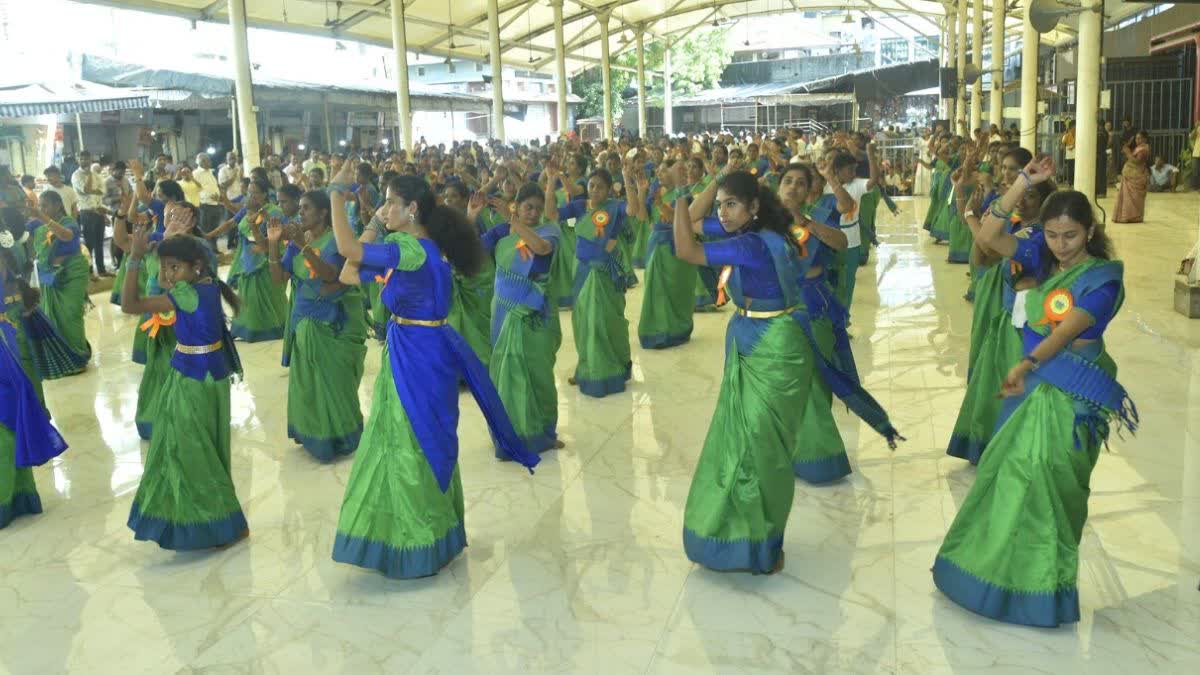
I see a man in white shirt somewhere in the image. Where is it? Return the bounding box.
[217,151,243,250]
[1148,156,1178,192]
[71,150,111,276]
[42,166,78,218]
[821,146,875,318]
[193,152,223,250]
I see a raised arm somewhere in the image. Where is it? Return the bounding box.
[120,223,174,315]
[673,195,707,265]
[866,142,881,191]
[266,218,289,285]
[974,155,1056,258]
[820,161,855,215]
[329,157,365,263]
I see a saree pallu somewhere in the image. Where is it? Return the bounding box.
[230,211,289,342]
[489,251,562,455]
[448,259,496,369]
[637,224,697,349]
[135,320,177,440]
[947,186,974,264]
[37,254,92,371]
[571,235,631,397]
[547,222,578,309]
[286,282,368,462]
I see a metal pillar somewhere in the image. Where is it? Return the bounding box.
[74,112,84,152]
[228,0,260,169]
[552,0,568,135]
[636,27,647,138]
[971,0,983,132]
[230,99,240,156]
[598,11,613,140]
[1020,0,1039,151]
[990,0,1005,128]
[663,40,674,136]
[939,17,949,120]
[956,0,968,134]
[1074,3,1101,200]
[487,0,506,142]
[390,0,412,151]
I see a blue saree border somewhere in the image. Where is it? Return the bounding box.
[932,555,1080,628]
[136,421,153,441]
[288,424,362,462]
[575,362,631,398]
[638,329,692,350]
[945,434,985,465]
[683,528,783,574]
[332,521,467,579]
[127,502,248,550]
[792,452,852,484]
[0,492,43,529]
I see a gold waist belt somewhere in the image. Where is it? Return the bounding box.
[3,294,19,305]
[391,315,448,327]
[176,341,223,355]
[734,304,799,319]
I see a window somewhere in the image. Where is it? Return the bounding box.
[915,36,939,59]
[880,38,909,65]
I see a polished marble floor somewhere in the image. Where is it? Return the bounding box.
[3,194,1199,675]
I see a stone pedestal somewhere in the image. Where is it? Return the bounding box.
[1174,277,1200,318]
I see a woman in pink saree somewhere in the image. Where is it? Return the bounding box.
[1113,131,1151,223]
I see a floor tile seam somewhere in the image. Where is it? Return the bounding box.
[642,562,696,675]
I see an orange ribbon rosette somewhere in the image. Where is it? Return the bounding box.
[140,310,176,338]
[716,265,733,305]
[790,222,811,259]
[1036,288,1074,328]
[591,209,610,238]
[515,239,532,261]
[374,269,393,285]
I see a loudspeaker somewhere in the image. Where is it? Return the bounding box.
[940,68,957,98]
[1029,0,1085,34]
[961,63,983,85]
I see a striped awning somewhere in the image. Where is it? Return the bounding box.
[0,82,150,118]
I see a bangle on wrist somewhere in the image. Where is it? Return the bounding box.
[1018,171,1033,189]
[1022,354,1041,370]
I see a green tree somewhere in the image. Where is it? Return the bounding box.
[569,29,732,125]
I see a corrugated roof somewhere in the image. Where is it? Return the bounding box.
[0,81,151,118]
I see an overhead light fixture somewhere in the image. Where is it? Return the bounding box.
[298,144,306,151]
[335,41,347,51]
[711,19,720,27]
[843,11,854,24]
[444,55,452,64]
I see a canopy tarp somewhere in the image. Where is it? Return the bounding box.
[798,59,940,99]
[67,1,1104,76]
[0,81,151,118]
[81,54,489,112]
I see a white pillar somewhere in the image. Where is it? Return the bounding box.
[1074,3,1101,200]
[1020,0,1039,151]
[946,8,958,126]
[552,0,568,136]
[971,0,983,132]
[598,11,613,140]
[389,0,412,151]
[230,99,240,156]
[990,0,1005,128]
[636,28,647,138]
[663,40,674,136]
[939,18,949,120]
[956,0,968,135]
[487,0,505,142]
[228,0,260,170]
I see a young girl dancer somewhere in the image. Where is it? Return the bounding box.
[121,230,247,549]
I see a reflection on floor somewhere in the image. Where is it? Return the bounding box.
[2,194,1199,674]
